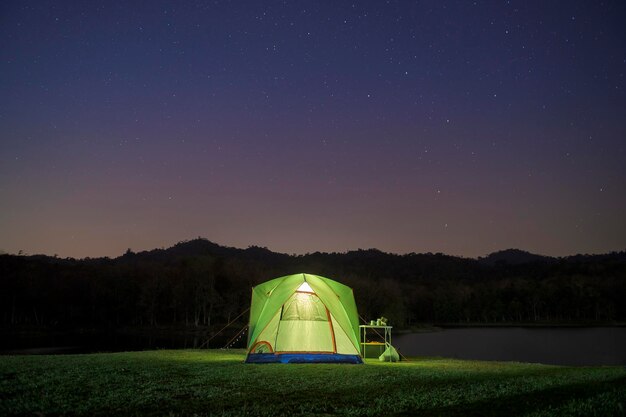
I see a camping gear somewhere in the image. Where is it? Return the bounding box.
[359,323,393,360]
[379,345,400,362]
[245,273,363,364]
[363,341,386,358]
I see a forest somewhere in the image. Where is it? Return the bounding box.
[1,239,625,331]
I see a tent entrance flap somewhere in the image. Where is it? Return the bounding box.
[281,292,327,321]
[276,292,333,352]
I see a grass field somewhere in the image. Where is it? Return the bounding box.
[1,349,625,416]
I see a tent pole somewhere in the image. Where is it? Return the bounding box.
[199,307,250,349]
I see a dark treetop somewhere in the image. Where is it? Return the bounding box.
[2,238,625,328]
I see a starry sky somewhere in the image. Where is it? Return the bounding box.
[1,1,625,259]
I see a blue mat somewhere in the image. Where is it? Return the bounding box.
[245,353,363,364]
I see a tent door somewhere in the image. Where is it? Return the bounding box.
[274,291,336,353]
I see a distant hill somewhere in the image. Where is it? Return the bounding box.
[9,238,624,266]
[478,249,555,266]
[116,239,291,264]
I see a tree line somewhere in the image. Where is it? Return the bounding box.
[1,239,625,330]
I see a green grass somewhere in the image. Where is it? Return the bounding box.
[1,350,625,416]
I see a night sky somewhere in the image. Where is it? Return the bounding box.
[1,1,625,259]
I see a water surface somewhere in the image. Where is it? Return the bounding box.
[3,327,625,366]
[394,327,626,366]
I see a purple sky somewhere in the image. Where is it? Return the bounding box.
[1,1,625,258]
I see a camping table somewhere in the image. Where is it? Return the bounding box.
[359,325,393,362]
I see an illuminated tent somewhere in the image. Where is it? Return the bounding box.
[245,273,363,364]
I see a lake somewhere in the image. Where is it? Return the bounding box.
[394,327,626,366]
[2,327,625,366]
[0,330,238,355]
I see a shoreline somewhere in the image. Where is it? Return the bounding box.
[3,321,626,337]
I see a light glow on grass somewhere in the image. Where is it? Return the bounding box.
[1,350,624,416]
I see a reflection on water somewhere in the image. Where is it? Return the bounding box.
[0,331,243,355]
[394,327,626,366]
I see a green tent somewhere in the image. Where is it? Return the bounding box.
[245,273,363,364]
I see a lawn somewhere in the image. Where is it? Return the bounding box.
[1,349,624,416]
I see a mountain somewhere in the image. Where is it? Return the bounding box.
[9,239,625,269]
[478,249,555,266]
